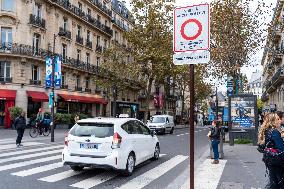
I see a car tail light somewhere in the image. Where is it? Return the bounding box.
[64,133,68,146]
[112,132,122,149]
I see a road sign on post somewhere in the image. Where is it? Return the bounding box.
[173,4,210,189]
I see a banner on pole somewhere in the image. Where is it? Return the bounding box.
[54,56,62,88]
[49,92,54,108]
[45,57,52,88]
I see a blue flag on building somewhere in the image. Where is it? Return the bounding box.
[45,57,52,88]
[54,56,62,88]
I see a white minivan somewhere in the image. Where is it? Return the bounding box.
[62,118,160,176]
[147,115,174,134]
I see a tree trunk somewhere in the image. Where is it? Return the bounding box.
[181,88,185,124]
[145,77,154,123]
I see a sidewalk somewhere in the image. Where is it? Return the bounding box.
[175,124,209,129]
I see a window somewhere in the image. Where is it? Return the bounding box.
[76,75,80,88]
[96,35,101,46]
[85,77,90,89]
[63,18,68,31]
[115,31,118,40]
[105,20,108,27]
[69,123,114,138]
[62,44,67,62]
[77,49,81,61]
[122,121,141,134]
[1,27,12,46]
[96,57,100,67]
[87,30,91,42]
[97,15,101,22]
[86,53,90,64]
[61,72,66,86]
[77,25,81,37]
[0,62,11,81]
[136,121,150,135]
[2,0,14,12]
[78,2,82,10]
[31,65,40,81]
[33,33,41,55]
[127,55,130,63]
[34,3,42,18]
[87,8,91,15]
[104,39,108,48]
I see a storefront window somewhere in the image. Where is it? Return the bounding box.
[27,98,41,118]
[0,100,5,126]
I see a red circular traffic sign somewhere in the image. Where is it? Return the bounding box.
[180,19,202,40]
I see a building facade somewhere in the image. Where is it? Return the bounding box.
[248,70,262,99]
[0,0,139,128]
[261,0,284,112]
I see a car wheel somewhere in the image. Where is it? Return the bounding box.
[123,153,135,176]
[152,144,160,160]
[170,127,174,134]
[70,165,84,171]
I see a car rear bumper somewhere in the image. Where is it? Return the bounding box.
[150,128,165,133]
[62,147,127,170]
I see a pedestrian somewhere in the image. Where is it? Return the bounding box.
[36,108,44,135]
[74,114,80,123]
[14,112,27,147]
[276,111,284,138]
[258,113,284,188]
[208,120,221,164]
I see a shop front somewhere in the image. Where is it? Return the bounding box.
[26,91,49,119]
[111,101,139,118]
[0,89,16,129]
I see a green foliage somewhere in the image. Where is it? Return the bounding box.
[54,113,89,125]
[8,106,23,120]
[257,99,264,111]
[234,138,252,144]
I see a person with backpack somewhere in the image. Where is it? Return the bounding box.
[14,112,27,147]
[258,113,284,188]
[208,120,221,164]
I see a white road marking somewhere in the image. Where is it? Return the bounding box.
[0,145,64,158]
[0,142,43,150]
[11,162,63,177]
[195,159,227,189]
[71,172,117,189]
[160,154,166,157]
[0,149,63,164]
[0,155,61,172]
[39,170,82,182]
[176,133,189,137]
[116,155,188,189]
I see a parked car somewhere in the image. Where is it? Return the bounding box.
[147,115,175,134]
[62,117,160,176]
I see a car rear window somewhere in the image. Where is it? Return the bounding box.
[70,123,114,138]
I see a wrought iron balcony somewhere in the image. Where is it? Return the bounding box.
[30,80,41,85]
[111,17,129,32]
[90,0,112,17]
[61,84,68,89]
[58,27,71,39]
[85,88,91,93]
[111,1,135,24]
[50,0,113,37]
[29,14,46,29]
[261,92,269,102]
[0,77,12,83]
[96,45,102,53]
[86,40,92,49]
[75,86,82,91]
[76,35,84,45]
[0,43,46,58]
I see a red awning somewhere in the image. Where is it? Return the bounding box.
[0,89,16,100]
[58,94,108,104]
[27,91,49,102]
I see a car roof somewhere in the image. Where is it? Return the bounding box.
[77,117,137,125]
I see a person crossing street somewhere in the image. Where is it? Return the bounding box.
[14,112,27,147]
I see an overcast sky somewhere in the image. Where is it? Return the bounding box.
[123,0,277,91]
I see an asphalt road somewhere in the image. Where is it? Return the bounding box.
[0,127,209,189]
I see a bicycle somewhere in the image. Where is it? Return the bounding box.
[29,122,50,138]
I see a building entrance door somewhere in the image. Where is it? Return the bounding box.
[0,100,5,127]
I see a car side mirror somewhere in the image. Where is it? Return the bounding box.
[151,130,156,137]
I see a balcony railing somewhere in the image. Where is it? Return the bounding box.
[61,84,68,89]
[76,35,83,45]
[50,0,113,36]
[29,14,46,29]
[96,45,102,53]
[0,77,12,83]
[111,1,135,24]
[86,40,92,49]
[58,27,71,39]
[0,43,46,58]
[85,88,91,93]
[75,86,82,91]
[90,0,112,17]
[111,17,129,31]
[30,80,41,85]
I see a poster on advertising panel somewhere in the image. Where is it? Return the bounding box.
[54,56,62,88]
[45,57,52,88]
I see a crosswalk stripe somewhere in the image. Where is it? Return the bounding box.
[70,172,117,189]
[0,142,43,150]
[116,155,188,189]
[39,170,82,182]
[0,149,63,164]
[195,159,227,189]
[0,155,61,172]
[0,145,64,158]
[0,138,52,145]
[11,162,63,177]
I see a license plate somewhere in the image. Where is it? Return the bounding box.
[80,143,98,149]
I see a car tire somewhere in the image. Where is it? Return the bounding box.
[170,127,174,134]
[123,153,135,176]
[151,144,160,161]
[70,165,84,171]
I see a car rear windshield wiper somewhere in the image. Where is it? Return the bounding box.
[77,134,92,137]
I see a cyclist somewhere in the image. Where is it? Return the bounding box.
[36,108,44,135]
